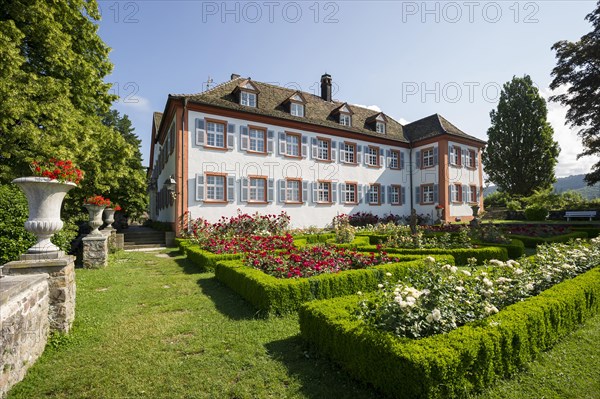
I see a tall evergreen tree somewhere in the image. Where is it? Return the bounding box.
[550,1,600,185]
[482,75,560,197]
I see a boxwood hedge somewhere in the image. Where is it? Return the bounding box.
[299,266,600,399]
[175,239,243,272]
[475,239,525,259]
[351,245,508,265]
[214,254,454,316]
[508,231,588,248]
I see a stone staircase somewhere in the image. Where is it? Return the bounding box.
[120,225,166,250]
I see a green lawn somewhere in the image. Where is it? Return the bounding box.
[7,249,600,399]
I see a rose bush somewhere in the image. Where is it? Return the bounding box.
[246,245,401,279]
[358,238,600,339]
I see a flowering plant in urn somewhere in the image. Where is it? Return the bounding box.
[30,158,84,185]
[84,195,110,235]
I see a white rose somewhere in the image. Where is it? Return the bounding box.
[426,314,434,323]
[432,308,442,321]
[450,266,458,273]
[462,270,471,277]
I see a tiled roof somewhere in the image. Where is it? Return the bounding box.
[404,114,486,144]
[170,77,409,143]
[166,76,485,146]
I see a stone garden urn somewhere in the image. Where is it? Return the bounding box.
[85,204,106,236]
[102,208,116,232]
[12,177,76,255]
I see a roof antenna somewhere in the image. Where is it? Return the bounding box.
[205,76,214,91]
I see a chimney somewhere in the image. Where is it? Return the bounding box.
[320,73,332,102]
[231,73,240,80]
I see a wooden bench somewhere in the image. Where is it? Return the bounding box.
[564,210,597,221]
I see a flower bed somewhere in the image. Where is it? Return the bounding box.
[299,238,600,397]
[300,265,600,398]
[205,234,294,254]
[504,223,571,238]
[214,254,455,316]
[352,245,508,265]
[247,245,401,279]
[175,238,243,272]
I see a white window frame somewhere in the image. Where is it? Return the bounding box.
[466,150,476,168]
[344,183,357,204]
[450,146,460,165]
[339,113,351,126]
[376,122,386,134]
[389,150,399,169]
[249,128,266,153]
[470,185,478,203]
[422,185,434,204]
[390,185,401,205]
[343,143,356,163]
[249,177,266,202]
[290,102,304,117]
[206,175,225,201]
[422,148,435,168]
[317,138,330,161]
[317,181,331,203]
[240,91,256,107]
[366,146,378,167]
[285,179,301,203]
[206,121,225,148]
[368,184,380,205]
[286,134,300,157]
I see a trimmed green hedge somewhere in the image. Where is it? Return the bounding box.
[476,239,525,259]
[299,266,600,399]
[508,231,588,248]
[175,239,243,272]
[572,227,600,239]
[353,245,507,265]
[355,232,389,245]
[214,254,455,316]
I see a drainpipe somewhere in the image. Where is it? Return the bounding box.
[409,145,414,212]
[180,98,187,236]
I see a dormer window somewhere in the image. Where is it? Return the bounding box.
[376,122,386,134]
[240,91,256,107]
[287,92,306,117]
[236,80,259,108]
[340,113,351,126]
[291,102,304,117]
[334,103,354,127]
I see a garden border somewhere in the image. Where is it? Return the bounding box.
[214,255,454,316]
[299,266,600,399]
[508,231,588,248]
[175,238,243,272]
[349,245,508,265]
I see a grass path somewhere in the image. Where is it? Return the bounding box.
[7,249,600,398]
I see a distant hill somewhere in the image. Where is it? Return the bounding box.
[485,174,600,200]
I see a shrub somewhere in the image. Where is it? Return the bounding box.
[246,245,402,279]
[354,245,507,265]
[215,255,455,316]
[299,265,600,399]
[176,239,242,272]
[524,205,549,221]
[476,239,525,259]
[505,199,522,211]
[470,222,511,244]
[508,231,588,248]
[332,214,355,244]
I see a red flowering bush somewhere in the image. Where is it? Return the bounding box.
[207,234,295,254]
[30,158,84,184]
[246,245,401,279]
[84,195,111,207]
[113,204,122,211]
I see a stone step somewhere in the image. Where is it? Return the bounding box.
[123,243,166,250]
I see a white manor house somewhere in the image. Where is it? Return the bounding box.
[148,74,485,235]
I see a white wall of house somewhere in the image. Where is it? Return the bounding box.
[411,143,440,221]
[154,116,177,222]
[447,140,482,219]
[186,110,413,228]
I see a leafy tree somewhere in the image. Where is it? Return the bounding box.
[101,110,148,219]
[550,1,600,185]
[0,1,147,220]
[482,75,560,196]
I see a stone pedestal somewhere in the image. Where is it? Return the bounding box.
[115,233,125,250]
[4,255,76,333]
[83,235,108,269]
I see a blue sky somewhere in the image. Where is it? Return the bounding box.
[97,0,598,178]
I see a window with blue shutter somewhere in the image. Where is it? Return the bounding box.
[267,179,274,202]
[302,181,308,203]
[301,136,308,158]
[267,130,275,153]
[240,126,249,150]
[227,176,235,202]
[401,186,406,205]
[415,186,421,204]
[278,132,286,155]
[240,178,249,202]
[195,118,205,146]
[196,174,204,201]
[415,150,421,169]
[227,124,235,149]
[278,180,286,203]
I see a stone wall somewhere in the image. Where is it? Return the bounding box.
[0,274,49,399]
[5,256,76,333]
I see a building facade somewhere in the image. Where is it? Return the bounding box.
[148,74,485,235]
